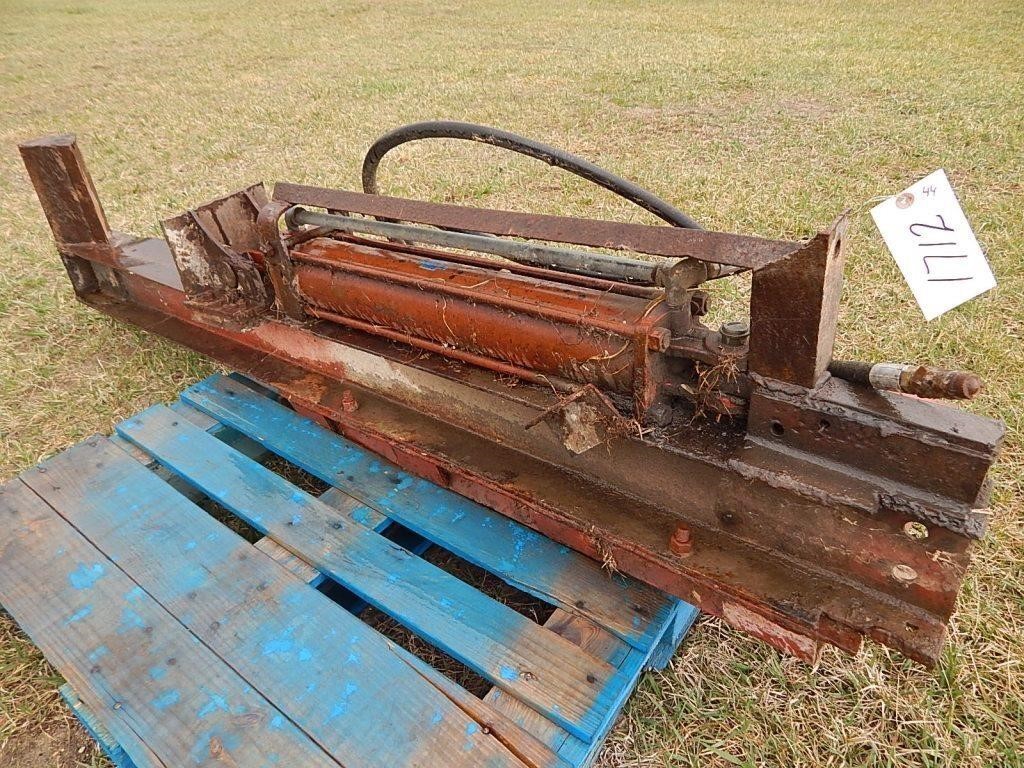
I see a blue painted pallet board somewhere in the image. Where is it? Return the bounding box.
[0,373,697,768]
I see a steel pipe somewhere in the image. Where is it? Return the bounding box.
[287,206,665,284]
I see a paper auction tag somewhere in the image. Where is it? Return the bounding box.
[870,169,995,320]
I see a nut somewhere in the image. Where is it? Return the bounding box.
[341,390,359,413]
[669,524,692,556]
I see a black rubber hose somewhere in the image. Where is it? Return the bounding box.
[361,120,703,230]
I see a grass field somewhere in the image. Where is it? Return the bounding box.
[1,0,1022,765]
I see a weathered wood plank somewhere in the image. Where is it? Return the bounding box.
[0,479,340,768]
[21,439,536,768]
[181,373,675,651]
[117,405,622,742]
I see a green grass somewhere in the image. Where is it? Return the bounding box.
[1,0,1022,765]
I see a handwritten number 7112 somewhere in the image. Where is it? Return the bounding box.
[909,214,972,282]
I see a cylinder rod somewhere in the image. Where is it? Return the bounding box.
[287,206,664,284]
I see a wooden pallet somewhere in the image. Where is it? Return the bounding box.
[0,373,696,768]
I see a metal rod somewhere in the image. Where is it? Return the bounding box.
[336,233,662,299]
[288,207,663,284]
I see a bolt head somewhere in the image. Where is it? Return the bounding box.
[647,328,671,352]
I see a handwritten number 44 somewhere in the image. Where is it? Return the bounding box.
[910,215,972,283]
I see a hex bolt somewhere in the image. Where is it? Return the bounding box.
[669,524,692,555]
[341,389,359,413]
[647,328,671,352]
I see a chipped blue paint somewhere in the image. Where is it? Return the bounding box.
[119,401,610,741]
[68,562,104,590]
[65,605,93,625]
[350,507,372,526]
[151,690,180,710]
[326,682,359,721]
[196,690,229,719]
[417,258,448,271]
[261,628,295,656]
[58,685,138,768]
[499,665,519,682]
[296,681,318,703]
[148,666,166,681]
[116,606,146,634]
[430,709,443,727]
[464,721,481,751]
[175,563,209,595]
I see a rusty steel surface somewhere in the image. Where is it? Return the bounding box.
[19,134,1006,669]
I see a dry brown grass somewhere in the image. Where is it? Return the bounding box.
[1,0,1022,766]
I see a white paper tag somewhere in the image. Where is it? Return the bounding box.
[870,169,995,320]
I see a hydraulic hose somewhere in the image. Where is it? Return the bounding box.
[361,120,703,230]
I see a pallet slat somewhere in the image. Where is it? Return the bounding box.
[0,480,341,768]
[20,438,537,768]
[181,373,674,651]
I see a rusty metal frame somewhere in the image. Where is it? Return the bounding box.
[18,135,1004,667]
